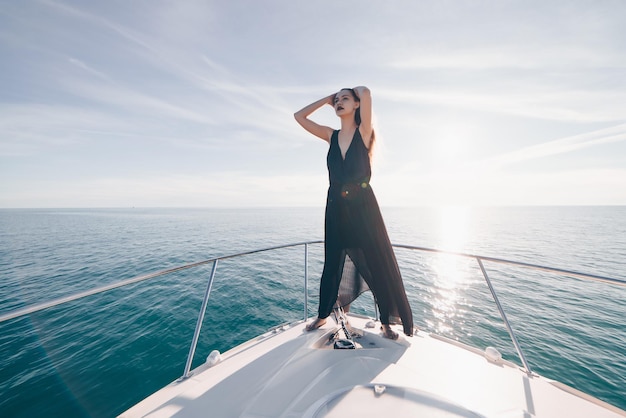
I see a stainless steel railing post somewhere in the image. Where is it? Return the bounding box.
[477,257,533,375]
[181,259,219,380]
[304,243,309,321]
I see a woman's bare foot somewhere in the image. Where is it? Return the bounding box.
[381,324,399,340]
[305,317,327,331]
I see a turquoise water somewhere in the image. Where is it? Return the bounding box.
[1,207,625,417]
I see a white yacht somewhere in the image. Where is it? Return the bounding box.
[120,242,625,418]
[4,241,625,417]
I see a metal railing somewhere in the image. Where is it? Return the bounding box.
[1,241,624,380]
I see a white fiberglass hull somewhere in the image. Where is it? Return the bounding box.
[120,314,625,418]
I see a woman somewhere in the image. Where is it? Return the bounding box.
[294,86,414,339]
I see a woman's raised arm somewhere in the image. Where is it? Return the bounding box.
[353,86,373,148]
[294,94,335,142]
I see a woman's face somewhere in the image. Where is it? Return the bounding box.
[334,89,359,116]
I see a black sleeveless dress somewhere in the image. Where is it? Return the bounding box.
[317,129,414,336]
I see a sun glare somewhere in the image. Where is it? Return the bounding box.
[432,124,471,166]
[428,206,472,336]
[439,206,469,251]
[435,206,471,290]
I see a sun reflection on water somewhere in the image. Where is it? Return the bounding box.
[426,206,473,337]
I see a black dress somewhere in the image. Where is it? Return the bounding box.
[317,128,414,336]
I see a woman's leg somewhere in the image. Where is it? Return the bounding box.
[306,248,346,331]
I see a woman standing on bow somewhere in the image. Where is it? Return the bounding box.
[294,86,414,339]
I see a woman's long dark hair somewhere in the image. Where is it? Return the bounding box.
[339,88,375,159]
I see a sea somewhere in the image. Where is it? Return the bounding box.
[0,206,625,417]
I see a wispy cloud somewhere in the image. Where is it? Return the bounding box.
[63,79,215,124]
[375,165,626,207]
[0,103,126,155]
[1,0,299,155]
[389,45,626,71]
[475,123,626,170]
[67,58,113,81]
[376,86,626,123]
[40,0,158,53]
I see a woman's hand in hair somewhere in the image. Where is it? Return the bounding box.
[352,86,370,99]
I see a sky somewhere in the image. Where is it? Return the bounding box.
[1,0,625,208]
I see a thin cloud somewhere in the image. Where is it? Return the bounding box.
[0,103,128,155]
[475,123,626,170]
[40,0,157,53]
[375,165,626,207]
[389,45,626,71]
[376,87,626,123]
[39,2,297,143]
[63,79,215,124]
[67,57,113,81]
